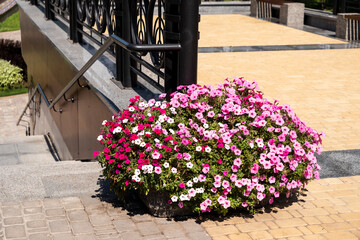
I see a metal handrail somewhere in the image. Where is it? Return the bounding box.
[16,83,50,126]
[48,34,181,111]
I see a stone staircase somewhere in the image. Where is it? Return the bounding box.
[0,135,104,202]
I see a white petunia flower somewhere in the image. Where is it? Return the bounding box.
[196,187,204,193]
[102,120,107,126]
[164,162,170,168]
[186,181,193,187]
[132,127,138,133]
[204,146,211,153]
[193,177,199,183]
[186,162,193,169]
[97,135,103,141]
[171,196,178,202]
[171,167,177,174]
[196,146,202,152]
[180,194,189,201]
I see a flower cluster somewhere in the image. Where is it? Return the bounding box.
[95,78,324,215]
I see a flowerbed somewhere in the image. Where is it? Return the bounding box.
[95,78,324,215]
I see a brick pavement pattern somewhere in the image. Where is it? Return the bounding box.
[201,176,360,240]
[198,15,346,48]
[198,49,360,151]
[0,196,211,240]
[0,94,28,137]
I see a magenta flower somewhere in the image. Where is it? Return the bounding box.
[179,183,185,188]
[202,164,210,174]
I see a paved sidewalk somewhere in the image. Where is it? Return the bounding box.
[0,94,28,137]
[0,30,21,42]
[0,196,211,240]
[199,15,346,48]
[201,176,360,240]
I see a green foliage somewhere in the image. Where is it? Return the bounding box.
[0,87,27,97]
[0,11,20,33]
[0,59,23,91]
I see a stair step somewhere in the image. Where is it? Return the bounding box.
[0,135,106,202]
[0,135,55,166]
[0,161,103,202]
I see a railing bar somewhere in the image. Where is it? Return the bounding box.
[111,34,181,52]
[77,28,104,46]
[16,86,39,126]
[76,20,108,41]
[130,54,165,79]
[37,83,51,107]
[48,37,115,109]
[16,83,50,126]
[49,8,69,23]
[130,66,164,92]
[48,33,180,110]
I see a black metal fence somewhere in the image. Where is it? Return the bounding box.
[29,0,201,95]
[288,0,360,14]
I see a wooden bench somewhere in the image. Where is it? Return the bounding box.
[336,14,360,41]
[250,0,305,29]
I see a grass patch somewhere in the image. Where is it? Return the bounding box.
[0,87,27,97]
[0,11,20,33]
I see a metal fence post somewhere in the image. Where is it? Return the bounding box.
[115,0,136,87]
[164,0,200,95]
[178,0,200,86]
[44,0,53,19]
[69,0,81,43]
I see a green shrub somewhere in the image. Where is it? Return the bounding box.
[0,59,23,91]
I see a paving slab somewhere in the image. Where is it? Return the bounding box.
[0,94,27,138]
[199,49,360,151]
[199,14,346,48]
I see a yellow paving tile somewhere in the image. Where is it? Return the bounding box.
[199,15,346,47]
[299,208,329,217]
[303,235,326,240]
[269,227,303,238]
[321,231,358,240]
[212,236,231,240]
[228,233,252,240]
[275,218,307,228]
[236,222,269,233]
[198,49,360,151]
[321,222,355,232]
[206,225,240,237]
[248,230,274,239]
[307,225,327,234]
[216,217,246,226]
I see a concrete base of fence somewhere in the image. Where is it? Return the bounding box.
[280,3,305,29]
[336,14,348,39]
[336,13,360,41]
[250,0,258,18]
